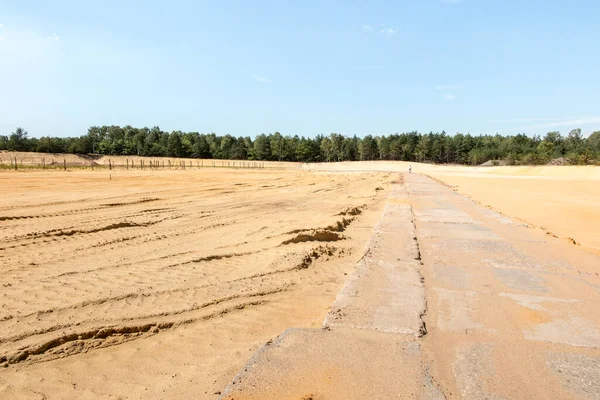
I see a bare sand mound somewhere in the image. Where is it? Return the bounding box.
[0,151,300,170]
[547,157,569,166]
[479,159,507,166]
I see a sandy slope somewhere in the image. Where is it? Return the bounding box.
[425,166,600,255]
[0,151,302,170]
[0,168,390,399]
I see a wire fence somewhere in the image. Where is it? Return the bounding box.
[0,156,269,171]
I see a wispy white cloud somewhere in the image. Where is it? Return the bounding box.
[0,36,3,42]
[0,28,63,80]
[0,29,60,56]
[436,84,461,101]
[0,24,4,28]
[490,117,564,124]
[348,66,384,71]
[379,28,397,35]
[328,115,357,121]
[488,116,600,124]
[244,70,270,83]
[514,117,600,131]
[436,84,463,91]
[363,24,397,36]
[443,93,456,101]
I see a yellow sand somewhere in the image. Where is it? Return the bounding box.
[0,168,391,399]
[305,161,600,255]
[0,158,598,399]
[425,166,600,255]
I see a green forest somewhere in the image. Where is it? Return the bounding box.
[1,126,600,165]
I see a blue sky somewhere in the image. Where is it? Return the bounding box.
[1,0,599,138]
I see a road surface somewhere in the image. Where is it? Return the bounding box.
[221,173,600,399]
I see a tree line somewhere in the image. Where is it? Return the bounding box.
[1,126,599,165]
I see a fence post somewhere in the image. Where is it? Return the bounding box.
[43,158,45,170]
[91,160,94,170]
[126,159,129,170]
[14,157,17,171]
[63,158,67,171]
[109,159,112,170]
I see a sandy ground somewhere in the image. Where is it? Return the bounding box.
[221,173,600,400]
[424,166,600,256]
[306,161,600,255]
[1,159,598,399]
[0,168,390,399]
